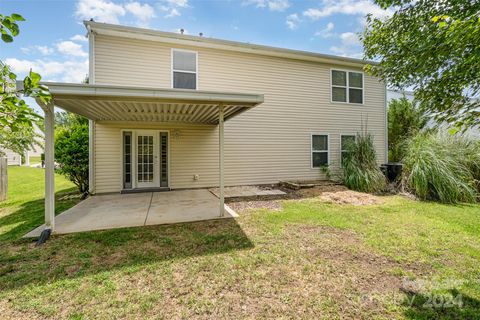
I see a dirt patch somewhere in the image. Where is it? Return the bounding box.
[319,190,382,206]
[228,184,381,213]
[228,199,283,212]
[296,184,349,197]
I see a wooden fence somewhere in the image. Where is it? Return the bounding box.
[0,157,7,201]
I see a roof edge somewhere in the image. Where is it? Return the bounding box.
[84,20,376,68]
[22,81,264,105]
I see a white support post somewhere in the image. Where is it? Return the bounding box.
[25,152,30,167]
[42,101,55,231]
[88,119,94,194]
[219,104,225,217]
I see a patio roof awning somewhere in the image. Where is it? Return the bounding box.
[36,82,264,124]
[21,82,263,239]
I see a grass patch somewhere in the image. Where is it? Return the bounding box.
[28,156,41,165]
[1,167,479,319]
[0,166,78,242]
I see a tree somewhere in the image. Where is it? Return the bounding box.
[388,97,428,162]
[1,13,51,133]
[362,0,480,130]
[55,119,89,193]
[0,123,41,159]
[55,112,88,128]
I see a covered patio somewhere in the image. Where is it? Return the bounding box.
[25,189,237,237]
[23,82,263,237]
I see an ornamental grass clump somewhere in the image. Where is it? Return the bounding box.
[341,132,386,193]
[402,133,479,204]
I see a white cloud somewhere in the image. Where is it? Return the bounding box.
[20,45,55,56]
[245,0,290,12]
[125,2,156,25]
[56,41,88,57]
[158,0,188,18]
[70,34,88,42]
[286,13,300,30]
[339,32,361,46]
[329,32,363,58]
[315,22,334,38]
[165,8,180,18]
[165,0,188,7]
[76,0,161,25]
[5,58,89,83]
[303,0,393,21]
[36,45,55,55]
[75,0,126,24]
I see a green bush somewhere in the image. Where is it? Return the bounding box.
[388,97,428,162]
[402,133,479,203]
[55,121,89,193]
[342,132,386,193]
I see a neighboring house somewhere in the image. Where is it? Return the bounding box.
[40,21,388,195]
[0,149,22,166]
[0,124,44,166]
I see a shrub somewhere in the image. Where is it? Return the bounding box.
[342,132,386,193]
[388,97,428,162]
[54,121,89,193]
[402,133,479,203]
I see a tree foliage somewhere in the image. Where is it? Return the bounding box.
[55,112,89,128]
[388,97,428,162]
[1,12,51,134]
[0,123,41,158]
[363,0,480,129]
[55,119,89,193]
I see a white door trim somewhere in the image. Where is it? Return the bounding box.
[120,129,170,190]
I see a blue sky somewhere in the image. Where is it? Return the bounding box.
[1,0,392,85]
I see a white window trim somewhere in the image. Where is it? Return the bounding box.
[330,68,364,105]
[310,133,330,169]
[171,48,198,90]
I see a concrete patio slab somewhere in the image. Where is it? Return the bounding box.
[24,189,237,238]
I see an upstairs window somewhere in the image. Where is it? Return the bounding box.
[312,134,329,168]
[172,49,197,90]
[331,70,363,104]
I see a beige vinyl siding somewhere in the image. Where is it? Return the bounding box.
[93,35,386,193]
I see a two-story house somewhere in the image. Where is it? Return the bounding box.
[32,21,386,234]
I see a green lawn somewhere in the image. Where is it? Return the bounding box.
[28,156,42,165]
[1,167,479,319]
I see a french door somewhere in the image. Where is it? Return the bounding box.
[123,130,168,190]
[136,131,158,188]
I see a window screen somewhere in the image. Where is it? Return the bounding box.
[331,70,363,104]
[172,49,197,89]
[312,135,328,167]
